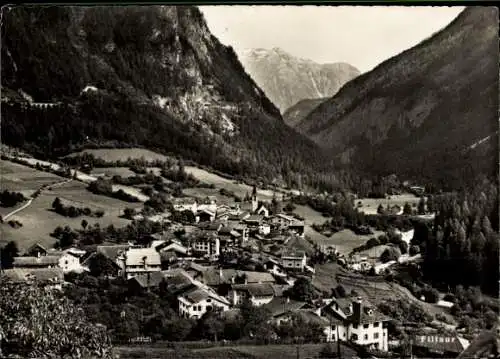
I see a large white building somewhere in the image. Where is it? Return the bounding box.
[320,297,390,351]
[192,233,220,258]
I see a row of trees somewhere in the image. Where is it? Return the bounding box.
[411,177,499,295]
[52,197,104,218]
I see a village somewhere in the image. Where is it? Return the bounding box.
[1,157,486,359]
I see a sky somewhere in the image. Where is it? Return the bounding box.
[200,6,465,73]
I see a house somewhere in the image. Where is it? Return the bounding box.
[262,297,309,319]
[192,232,220,258]
[128,271,167,291]
[82,244,129,275]
[412,334,470,358]
[244,215,264,228]
[200,268,276,287]
[1,268,65,290]
[259,223,271,236]
[117,247,162,279]
[257,205,270,218]
[456,330,498,359]
[13,251,83,273]
[281,250,307,272]
[272,214,296,228]
[173,197,198,213]
[274,309,331,338]
[196,209,216,223]
[156,240,189,256]
[228,283,277,306]
[320,297,390,351]
[288,221,305,236]
[178,286,230,319]
[24,243,48,257]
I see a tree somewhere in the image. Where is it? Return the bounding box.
[52,196,62,210]
[0,281,112,358]
[87,253,117,277]
[123,207,136,219]
[417,197,426,215]
[286,277,316,302]
[81,219,88,231]
[380,247,401,263]
[409,245,420,256]
[377,204,385,215]
[403,202,412,215]
[0,241,19,269]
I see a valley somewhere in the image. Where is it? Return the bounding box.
[0,5,498,359]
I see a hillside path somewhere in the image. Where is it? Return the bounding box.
[3,178,72,221]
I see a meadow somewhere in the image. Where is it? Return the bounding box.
[0,161,142,251]
[356,194,422,215]
[67,148,172,163]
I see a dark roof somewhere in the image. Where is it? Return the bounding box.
[279,309,329,326]
[129,271,166,288]
[183,287,211,303]
[281,250,306,259]
[244,215,264,223]
[1,268,64,283]
[348,300,391,325]
[13,256,60,267]
[96,245,130,261]
[413,334,469,354]
[263,297,308,317]
[456,330,499,358]
[231,283,276,297]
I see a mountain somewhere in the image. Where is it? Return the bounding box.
[295,7,499,189]
[283,98,327,129]
[239,48,360,112]
[1,6,353,191]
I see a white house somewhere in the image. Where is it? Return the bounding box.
[273,214,296,228]
[178,287,230,319]
[321,297,390,352]
[259,223,271,236]
[13,250,84,274]
[228,283,276,307]
[192,233,220,258]
[117,248,162,279]
[173,198,198,214]
[281,250,307,272]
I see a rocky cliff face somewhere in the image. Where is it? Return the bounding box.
[296,7,499,188]
[239,48,360,112]
[1,6,342,188]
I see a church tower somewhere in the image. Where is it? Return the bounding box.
[251,185,258,213]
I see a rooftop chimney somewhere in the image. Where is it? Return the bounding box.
[352,297,363,324]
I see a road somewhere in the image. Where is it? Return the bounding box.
[2,178,73,221]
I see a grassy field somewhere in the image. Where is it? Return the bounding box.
[0,159,62,197]
[90,167,136,178]
[292,205,330,225]
[115,342,357,359]
[66,148,172,163]
[0,164,142,251]
[184,166,276,201]
[310,228,385,256]
[357,194,422,215]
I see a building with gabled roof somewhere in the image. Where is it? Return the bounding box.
[319,296,391,351]
[118,247,161,279]
[228,282,278,307]
[178,286,230,319]
[281,249,307,272]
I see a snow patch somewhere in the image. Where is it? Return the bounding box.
[19,90,34,104]
[310,75,323,98]
[221,113,235,134]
